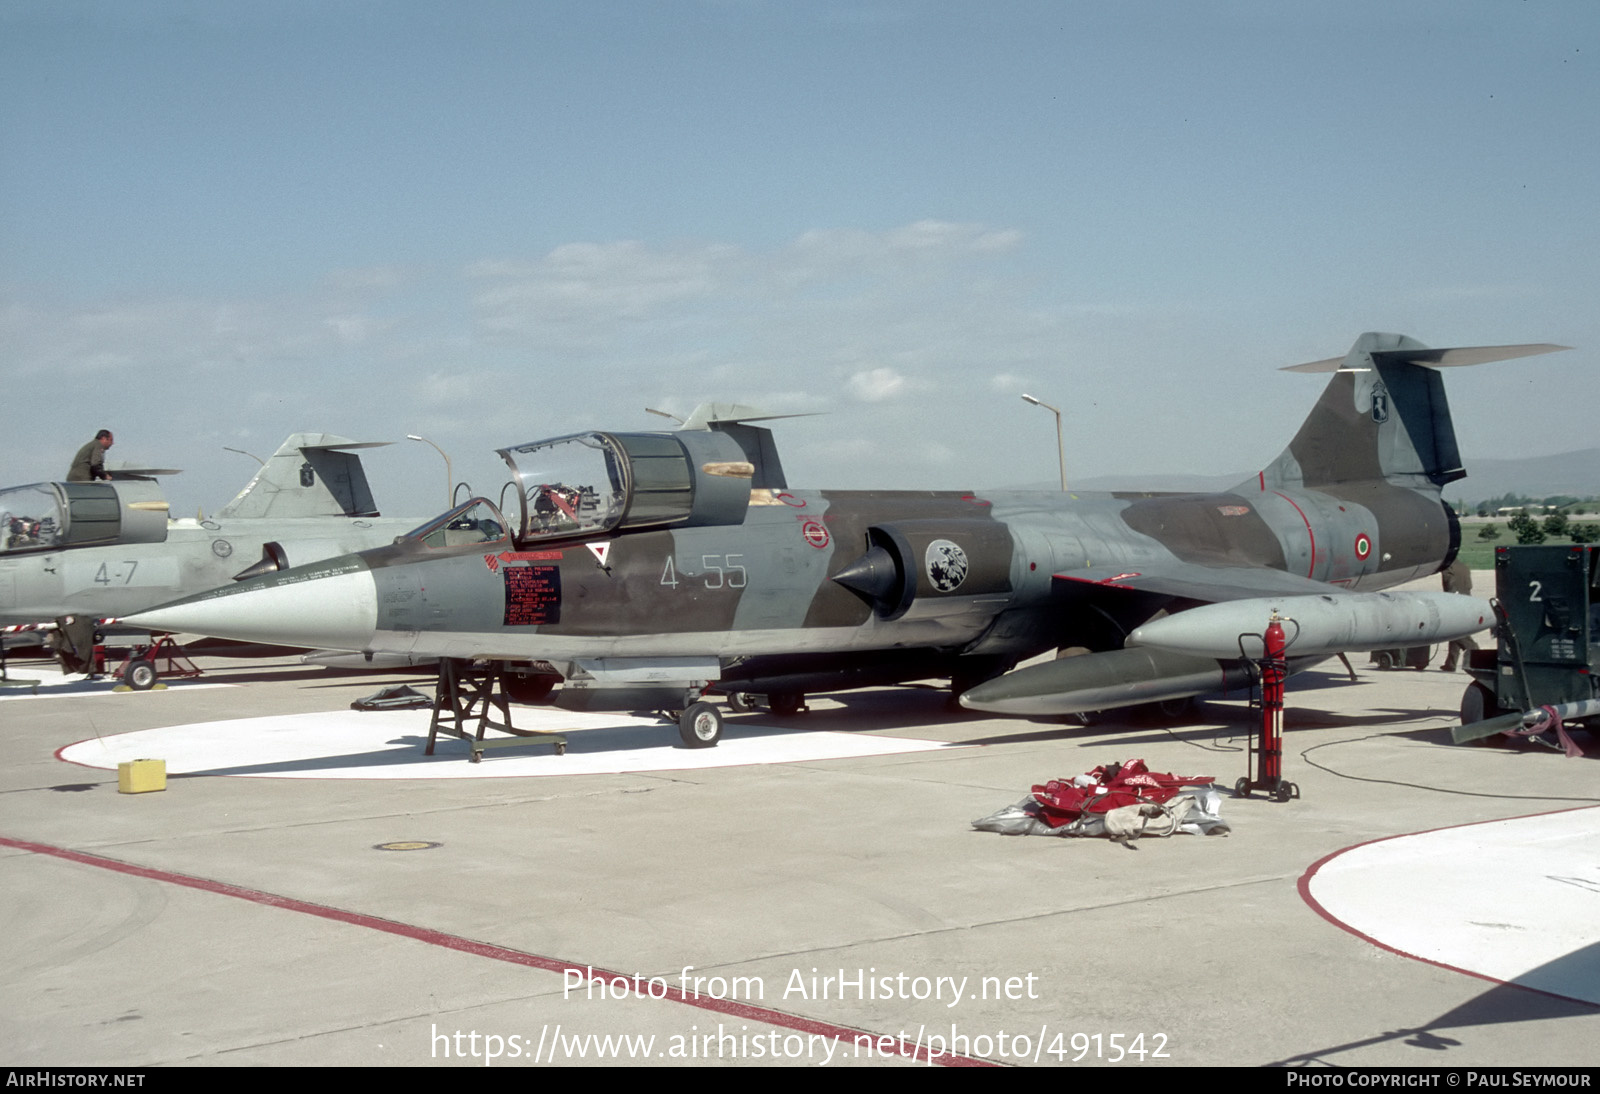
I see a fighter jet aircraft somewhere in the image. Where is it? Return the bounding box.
[1,433,423,683]
[127,334,1560,743]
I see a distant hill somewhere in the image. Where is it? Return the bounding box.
[1450,449,1600,506]
[1041,448,1600,504]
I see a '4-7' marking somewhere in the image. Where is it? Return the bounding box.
[94,561,139,585]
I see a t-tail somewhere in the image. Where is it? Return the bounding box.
[1243,332,1568,575]
[1253,332,1567,494]
[217,433,392,520]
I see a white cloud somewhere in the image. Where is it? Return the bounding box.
[846,366,907,402]
[470,240,741,336]
[3,218,1149,510]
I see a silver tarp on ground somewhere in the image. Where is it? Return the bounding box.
[972,787,1230,840]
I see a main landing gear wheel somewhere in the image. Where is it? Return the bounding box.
[504,672,558,705]
[769,692,805,717]
[679,702,723,748]
[123,659,156,691]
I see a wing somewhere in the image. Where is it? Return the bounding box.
[1053,563,1350,604]
[961,561,1487,715]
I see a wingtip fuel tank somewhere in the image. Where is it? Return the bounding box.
[1126,591,1494,660]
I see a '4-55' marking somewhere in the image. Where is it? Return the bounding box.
[661,555,747,590]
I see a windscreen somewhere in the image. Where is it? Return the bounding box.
[0,484,65,553]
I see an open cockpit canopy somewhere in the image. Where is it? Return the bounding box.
[0,480,168,554]
[495,430,755,545]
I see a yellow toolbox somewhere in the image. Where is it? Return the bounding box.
[117,759,166,794]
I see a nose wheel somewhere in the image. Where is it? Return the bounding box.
[678,702,724,748]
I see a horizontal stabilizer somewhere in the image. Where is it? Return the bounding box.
[679,403,819,429]
[103,464,184,479]
[1282,341,1569,373]
[297,440,392,452]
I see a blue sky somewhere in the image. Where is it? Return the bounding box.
[3,0,1596,519]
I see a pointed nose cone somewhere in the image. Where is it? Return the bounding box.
[832,546,900,599]
[127,557,378,652]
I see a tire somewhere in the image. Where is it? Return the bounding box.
[1459,680,1495,726]
[768,692,805,717]
[1136,695,1195,725]
[1234,777,1252,799]
[1273,782,1296,803]
[727,692,753,713]
[123,659,157,691]
[1458,680,1508,747]
[678,702,723,748]
[504,672,558,705]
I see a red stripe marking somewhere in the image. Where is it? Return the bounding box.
[0,834,992,1066]
[1052,572,1142,589]
[1270,491,1317,578]
[1297,806,1600,1006]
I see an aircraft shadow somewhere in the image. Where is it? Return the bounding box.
[1264,942,1600,1066]
[175,720,830,777]
[196,666,433,688]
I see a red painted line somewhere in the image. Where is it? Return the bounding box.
[0,834,992,1066]
[1052,571,1141,588]
[1296,806,1600,1007]
[1270,490,1317,578]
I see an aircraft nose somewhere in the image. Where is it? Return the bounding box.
[127,559,378,652]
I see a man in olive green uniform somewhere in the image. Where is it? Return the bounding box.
[1440,558,1477,672]
[67,430,114,482]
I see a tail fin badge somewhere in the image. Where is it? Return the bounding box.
[1370,384,1390,423]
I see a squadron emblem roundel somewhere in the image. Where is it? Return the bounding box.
[925,539,969,592]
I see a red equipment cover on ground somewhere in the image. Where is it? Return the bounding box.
[1031,759,1214,828]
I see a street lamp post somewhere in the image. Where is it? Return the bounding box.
[406,434,454,509]
[222,446,265,466]
[1020,394,1066,491]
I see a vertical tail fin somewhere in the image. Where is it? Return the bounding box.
[216,434,391,519]
[1252,333,1567,493]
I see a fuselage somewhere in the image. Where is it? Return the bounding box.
[0,515,415,627]
[127,477,1454,668]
